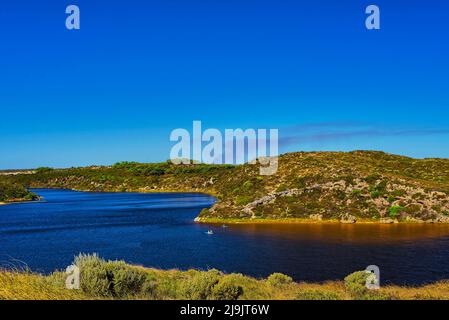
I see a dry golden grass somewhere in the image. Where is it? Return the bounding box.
[0,271,91,300]
[1,266,449,300]
[381,281,449,300]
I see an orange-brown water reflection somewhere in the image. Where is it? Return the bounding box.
[213,223,449,244]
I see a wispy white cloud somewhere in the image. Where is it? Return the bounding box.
[279,122,449,147]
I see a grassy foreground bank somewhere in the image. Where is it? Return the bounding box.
[1,254,448,300]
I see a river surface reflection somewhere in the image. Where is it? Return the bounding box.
[1,189,448,285]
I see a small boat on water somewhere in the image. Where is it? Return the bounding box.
[222,224,228,228]
[206,230,214,235]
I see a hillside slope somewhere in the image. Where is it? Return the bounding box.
[4,151,449,223]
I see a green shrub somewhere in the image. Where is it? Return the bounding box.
[370,191,381,198]
[36,167,54,174]
[74,253,146,298]
[344,271,381,300]
[153,272,185,299]
[105,261,146,297]
[365,174,381,184]
[344,271,369,298]
[276,184,288,192]
[388,206,406,219]
[74,254,112,296]
[266,273,293,287]
[368,181,387,198]
[295,177,308,188]
[23,193,35,201]
[235,196,252,206]
[295,289,341,300]
[390,189,406,197]
[180,269,222,300]
[335,190,346,200]
[211,280,243,300]
[243,180,253,190]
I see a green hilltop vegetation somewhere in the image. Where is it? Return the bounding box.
[1,254,449,300]
[2,151,449,223]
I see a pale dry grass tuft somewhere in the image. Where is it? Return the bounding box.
[0,271,90,300]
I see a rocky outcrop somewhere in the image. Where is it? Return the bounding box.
[435,215,449,223]
[405,216,424,223]
[379,218,398,224]
[340,214,357,224]
[242,189,302,218]
[309,214,323,221]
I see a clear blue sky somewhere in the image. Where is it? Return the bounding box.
[1,0,448,169]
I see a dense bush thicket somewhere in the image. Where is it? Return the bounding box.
[344,271,391,300]
[266,273,294,287]
[74,254,147,298]
[0,181,37,202]
[179,269,221,299]
[112,161,235,176]
[71,254,244,300]
[211,278,244,300]
[344,271,371,298]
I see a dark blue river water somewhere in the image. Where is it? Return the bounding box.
[1,189,449,285]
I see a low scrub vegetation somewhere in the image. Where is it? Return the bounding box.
[266,273,294,287]
[1,255,449,300]
[3,151,449,222]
